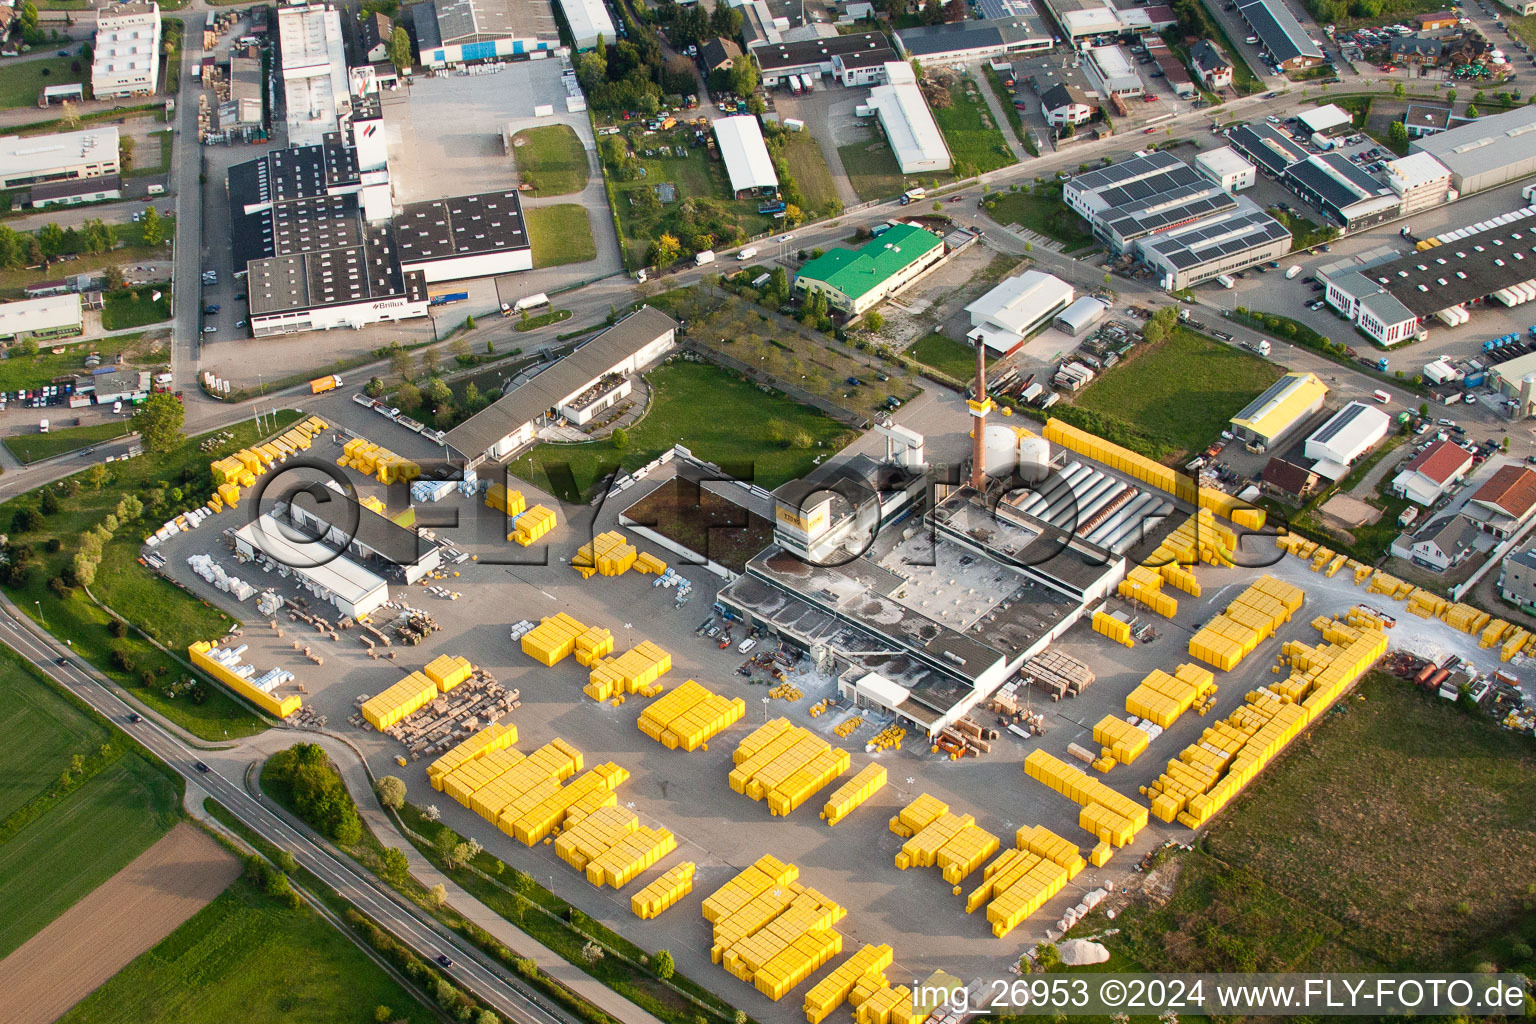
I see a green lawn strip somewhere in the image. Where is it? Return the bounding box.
[1071,328,1282,459]
[513,308,572,332]
[0,56,87,109]
[395,803,747,1024]
[124,129,174,178]
[780,132,840,215]
[0,753,179,957]
[835,140,906,203]
[0,642,111,821]
[0,330,153,393]
[930,77,1013,176]
[528,205,597,270]
[508,360,853,500]
[905,331,975,382]
[3,418,131,464]
[55,877,437,1024]
[0,414,305,740]
[982,185,1096,253]
[513,124,590,196]
[102,283,173,330]
[982,65,1030,153]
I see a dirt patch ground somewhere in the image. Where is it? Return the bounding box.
[1319,493,1381,527]
[0,823,241,1024]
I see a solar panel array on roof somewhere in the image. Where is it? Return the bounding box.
[1102,188,1237,240]
[1228,123,1308,175]
[1091,163,1204,210]
[1309,401,1370,446]
[1286,154,1390,214]
[1144,210,1290,270]
[1068,150,1183,194]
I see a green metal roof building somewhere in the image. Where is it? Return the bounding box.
[793,223,946,317]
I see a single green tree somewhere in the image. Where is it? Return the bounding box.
[131,392,185,453]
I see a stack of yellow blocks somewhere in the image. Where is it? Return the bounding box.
[573,531,638,578]
[573,627,615,668]
[1365,569,1409,597]
[1091,715,1149,769]
[820,764,886,826]
[853,985,931,1024]
[1447,602,1492,634]
[522,613,588,666]
[730,719,851,817]
[423,654,473,691]
[361,671,440,730]
[1024,750,1149,849]
[500,759,630,845]
[890,795,1000,885]
[632,861,695,919]
[511,505,557,546]
[1143,614,1387,828]
[1502,627,1531,662]
[633,552,669,575]
[803,945,893,1024]
[485,483,527,518]
[427,723,518,791]
[963,824,1084,937]
[438,738,581,820]
[1480,619,1510,648]
[554,805,677,888]
[338,437,420,484]
[1091,611,1132,647]
[867,726,905,751]
[1118,510,1231,618]
[1117,565,1180,618]
[888,793,946,838]
[1042,419,1265,532]
[637,679,746,751]
[586,641,672,701]
[188,641,302,718]
[1125,664,1217,729]
[1188,575,1302,671]
[703,855,846,1001]
[1406,588,1450,619]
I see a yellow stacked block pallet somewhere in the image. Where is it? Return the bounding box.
[573,627,615,668]
[423,654,473,691]
[1480,619,1510,648]
[574,530,639,577]
[485,483,527,518]
[633,552,668,575]
[632,861,695,919]
[890,795,1001,884]
[1144,616,1387,829]
[1024,749,1149,848]
[803,944,894,1024]
[821,764,887,826]
[729,719,850,817]
[339,437,420,484]
[361,671,439,730]
[1125,664,1216,729]
[1092,715,1149,768]
[963,824,1084,938]
[523,613,588,666]
[437,738,583,822]
[1091,610,1133,647]
[427,722,519,791]
[1117,563,1179,618]
[512,505,557,546]
[1502,628,1531,662]
[1188,575,1301,671]
[703,856,846,1001]
[637,679,746,751]
[501,760,630,845]
[587,641,672,702]
[1446,602,1491,635]
[556,804,677,887]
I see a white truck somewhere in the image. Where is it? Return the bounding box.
[695,250,716,266]
[1246,338,1272,356]
[1216,274,1236,289]
[737,247,758,261]
[1285,265,1302,279]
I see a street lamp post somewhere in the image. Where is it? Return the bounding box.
[35,600,45,628]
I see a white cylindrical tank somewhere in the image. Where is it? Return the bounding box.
[1017,435,1050,484]
[984,424,1020,478]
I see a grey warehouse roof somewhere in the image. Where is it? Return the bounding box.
[1371,217,1536,317]
[1236,0,1323,63]
[1286,153,1393,213]
[1140,206,1291,271]
[893,16,1051,57]
[751,32,890,71]
[445,306,679,459]
[1409,103,1536,184]
[1229,123,1308,175]
[394,191,530,265]
[432,0,556,46]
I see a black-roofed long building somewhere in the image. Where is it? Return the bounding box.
[1284,153,1400,228]
[1227,122,1309,177]
[749,32,896,86]
[1236,0,1323,70]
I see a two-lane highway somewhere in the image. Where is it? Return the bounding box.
[0,594,580,1024]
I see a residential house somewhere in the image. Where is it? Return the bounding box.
[1498,546,1536,612]
[1390,439,1474,505]
[1463,464,1536,538]
[699,37,743,75]
[1389,35,1442,64]
[1261,456,1321,499]
[1188,39,1232,90]
[1039,82,1093,127]
[1391,513,1481,571]
[361,12,393,63]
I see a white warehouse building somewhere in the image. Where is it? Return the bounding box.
[558,0,615,50]
[966,270,1073,356]
[0,127,120,191]
[1303,401,1391,479]
[866,62,951,174]
[713,116,779,199]
[1195,147,1256,192]
[235,515,391,619]
[92,1,162,99]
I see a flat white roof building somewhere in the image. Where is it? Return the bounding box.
[559,0,615,51]
[867,62,951,174]
[92,1,162,99]
[1083,45,1142,96]
[712,116,779,198]
[0,127,121,191]
[0,293,84,341]
[966,270,1073,355]
[1195,146,1256,192]
[1297,103,1352,134]
[278,3,350,147]
[1303,400,1390,479]
[235,514,390,619]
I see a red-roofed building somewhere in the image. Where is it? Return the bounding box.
[1465,464,1536,538]
[1391,439,1473,505]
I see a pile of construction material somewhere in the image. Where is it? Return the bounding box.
[573,531,636,578]
[554,805,677,888]
[1091,609,1133,647]
[1187,574,1303,672]
[1117,509,1230,618]
[890,794,999,885]
[1020,650,1094,701]
[382,669,520,758]
[803,945,895,1024]
[1124,663,1218,728]
[933,715,997,759]
[189,640,302,718]
[206,415,328,512]
[637,679,745,750]
[337,436,420,484]
[702,855,846,1001]
[186,553,255,601]
[730,719,850,816]
[588,641,672,701]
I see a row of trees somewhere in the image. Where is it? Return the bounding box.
[0,215,137,270]
[655,0,741,50]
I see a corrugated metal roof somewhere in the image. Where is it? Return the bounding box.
[1230,371,1328,440]
[795,224,943,301]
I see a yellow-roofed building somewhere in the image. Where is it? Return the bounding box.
[1229,372,1328,452]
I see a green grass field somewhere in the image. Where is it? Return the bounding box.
[0,754,179,957]
[905,332,975,382]
[0,331,154,394]
[0,644,109,821]
[527,204,597,269]
[1073,329,1281,457]
[3,419,131,464]
[983,185,1097,252]
[781,133,840,215]
[836,140,907,203]
[56,878,434,1024]
[1105,673,1536,975]
[510,360,852,500]
[512,124,589,196]
[0,56,86,110]
[0,415,302,740]
[929,77,1013,176]
[102,285,172,330]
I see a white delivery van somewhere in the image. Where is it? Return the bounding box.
[737,247,759,261]
[1216,274,1236,289]
[1285,265,1302,279]
[39,418,49,433]
[146,183,165,195]
[695,249,716,266]
[1372,389,1391,404]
